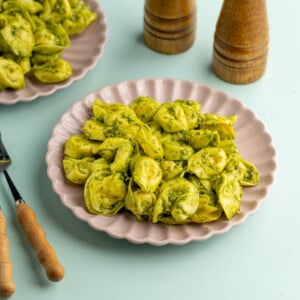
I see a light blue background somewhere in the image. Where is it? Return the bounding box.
[0,1,299,299]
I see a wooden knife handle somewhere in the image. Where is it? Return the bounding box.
[0,210,15,297]
[16,202,65,282]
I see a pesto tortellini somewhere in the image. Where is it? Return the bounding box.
[0,0,97,90]
[0,57,24,90]
[62,96,260,224]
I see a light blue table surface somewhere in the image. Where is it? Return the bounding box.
[0,1,299,299]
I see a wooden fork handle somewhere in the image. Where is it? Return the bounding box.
[0,210,15,298]
[16,202,65,282]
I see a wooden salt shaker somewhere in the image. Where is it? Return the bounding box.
[144,0,196,54]
[213,0,269,84]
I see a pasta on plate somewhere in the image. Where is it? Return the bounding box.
[62,96,260,225]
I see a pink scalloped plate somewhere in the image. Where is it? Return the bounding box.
[46,78,277,246]
[0,0,108,105]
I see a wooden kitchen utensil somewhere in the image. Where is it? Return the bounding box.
[0,133,65,283]
[213,0,269,84]
[0,208,15,298]
[144,0,196,54]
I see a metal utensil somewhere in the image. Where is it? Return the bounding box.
[0,132,65,283]
[0,205,15,298]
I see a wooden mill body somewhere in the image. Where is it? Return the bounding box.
[213,0,269,84]
[144,0,197,54]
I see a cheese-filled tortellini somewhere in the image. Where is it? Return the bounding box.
[64,134,100,158]
[189,176,223,223]
[63,97,260,224]
[225,154,260,187]
[129,96,160,123]
[90,158,111,174]
[82,118,106,141]
[187,147,228,179]
[192,192,223,223]
[63,157,110,184]
[133,156,162,192]
[30,51,62,66]
[0,12,34,57]
[153,178,199,224]
[2,0,43,14]
[202,114,236,140]
[33,22,70,54]
[162,140,194,160]
[125,180,156,222]
[174,99,204,129]
[33,58,72,83]
[97,137,133,174]
[160,160,185,181]
[91,99,107,120]
[102,103,140,127]
[38,0,96,35]
[136,126,163,160]
[185,129,220,150]
[0,57,24,90]
[153,102,189,132]
[84,172,127,216]
[61,0,97,35]
[63,156,95,184]
[2,52,31,74]
[238,158,260,186]
[212,172,243,219]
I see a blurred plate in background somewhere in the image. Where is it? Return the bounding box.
[0,0,108,105]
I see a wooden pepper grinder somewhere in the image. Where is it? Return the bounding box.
[144,0,196,54]
[213,0,269,84]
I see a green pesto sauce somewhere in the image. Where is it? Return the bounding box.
[63,97,260,224]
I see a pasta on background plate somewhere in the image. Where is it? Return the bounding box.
[0,0,96,90]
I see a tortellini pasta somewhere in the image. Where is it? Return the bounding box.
[0,57,24,90]
[84,172,127,216]
[0,0,97,90]
[62,97,260,224]
[152,178,200,224]
[133,156,162,192]
[33,58,72,83]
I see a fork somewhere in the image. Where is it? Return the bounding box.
[0,132,65,284]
